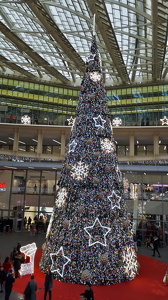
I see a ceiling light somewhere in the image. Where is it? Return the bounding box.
[32,139,38,142]
[8,137,14,140]
[0,140,7,144]
[4,166,17,169]
[53,139,61,145]
[19,140,26,145]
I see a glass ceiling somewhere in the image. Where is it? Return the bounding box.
[0,0,168,87]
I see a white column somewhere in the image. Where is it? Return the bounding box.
[153,135,159,156]
[129,135,135,157]
[37,130,43,154]
[61,132,65,156]
[13,129,19,152]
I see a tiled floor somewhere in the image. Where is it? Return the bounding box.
[0,230,167,300]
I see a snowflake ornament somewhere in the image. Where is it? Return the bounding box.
[21,115,31,124]
[84,217,111,247]
[112,117,122,127]
[70,161,89,180]
[50,246,71,277]
[122,246,138,278]
[160,116,168,125]
[93,115,106,129]
[55,188,68,208]
[100,138,116,153]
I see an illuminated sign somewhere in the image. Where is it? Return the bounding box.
[0,182,6,191]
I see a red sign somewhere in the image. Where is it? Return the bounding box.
[0,183,6,188]
[0,182,6,191]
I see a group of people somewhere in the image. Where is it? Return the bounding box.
[0,260,15,300]
[23,273,94,300]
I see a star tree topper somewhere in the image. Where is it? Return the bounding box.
[84,217,111,247]
[108,190,121,209]
[50,246,71,277]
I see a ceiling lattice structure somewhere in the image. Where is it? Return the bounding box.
[0,0,168,87]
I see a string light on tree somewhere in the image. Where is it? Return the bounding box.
[70,161,89,180]
[93,115,106,128]
[21,115,31,124]
[84,217,111,247]
[50,246,71,277]
[112,117,122,127]
[160,116,168,125]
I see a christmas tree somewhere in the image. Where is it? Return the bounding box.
[40,35,139,285]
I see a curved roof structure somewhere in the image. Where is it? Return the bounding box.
[0,0,168,87]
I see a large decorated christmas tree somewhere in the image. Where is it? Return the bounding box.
[40,35,138,285]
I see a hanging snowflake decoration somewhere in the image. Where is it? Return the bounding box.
[112,117,122,127]
[93,115,106,128]
[70,161,89,180]
[55,188,68,208]
[21,115,31,124]
[100,138,116,153]
[50,246,71,277]
[160,116,168,125]
[122,246,138,278]
[84,217,111,247]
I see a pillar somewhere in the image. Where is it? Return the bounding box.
[153,135,159,156]
[13,129,19,152]
[129,135,135,157]
[61,132,65,156]
[37,130,43,154]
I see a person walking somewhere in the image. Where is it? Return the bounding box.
[4,269,15,300]
[24,275,37,300]
[0,265,6,293]
[84,282,94,300]
[2,257,12,274]
[13,251,22,278]
[152,236,161,257]
[44,269,53,300]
